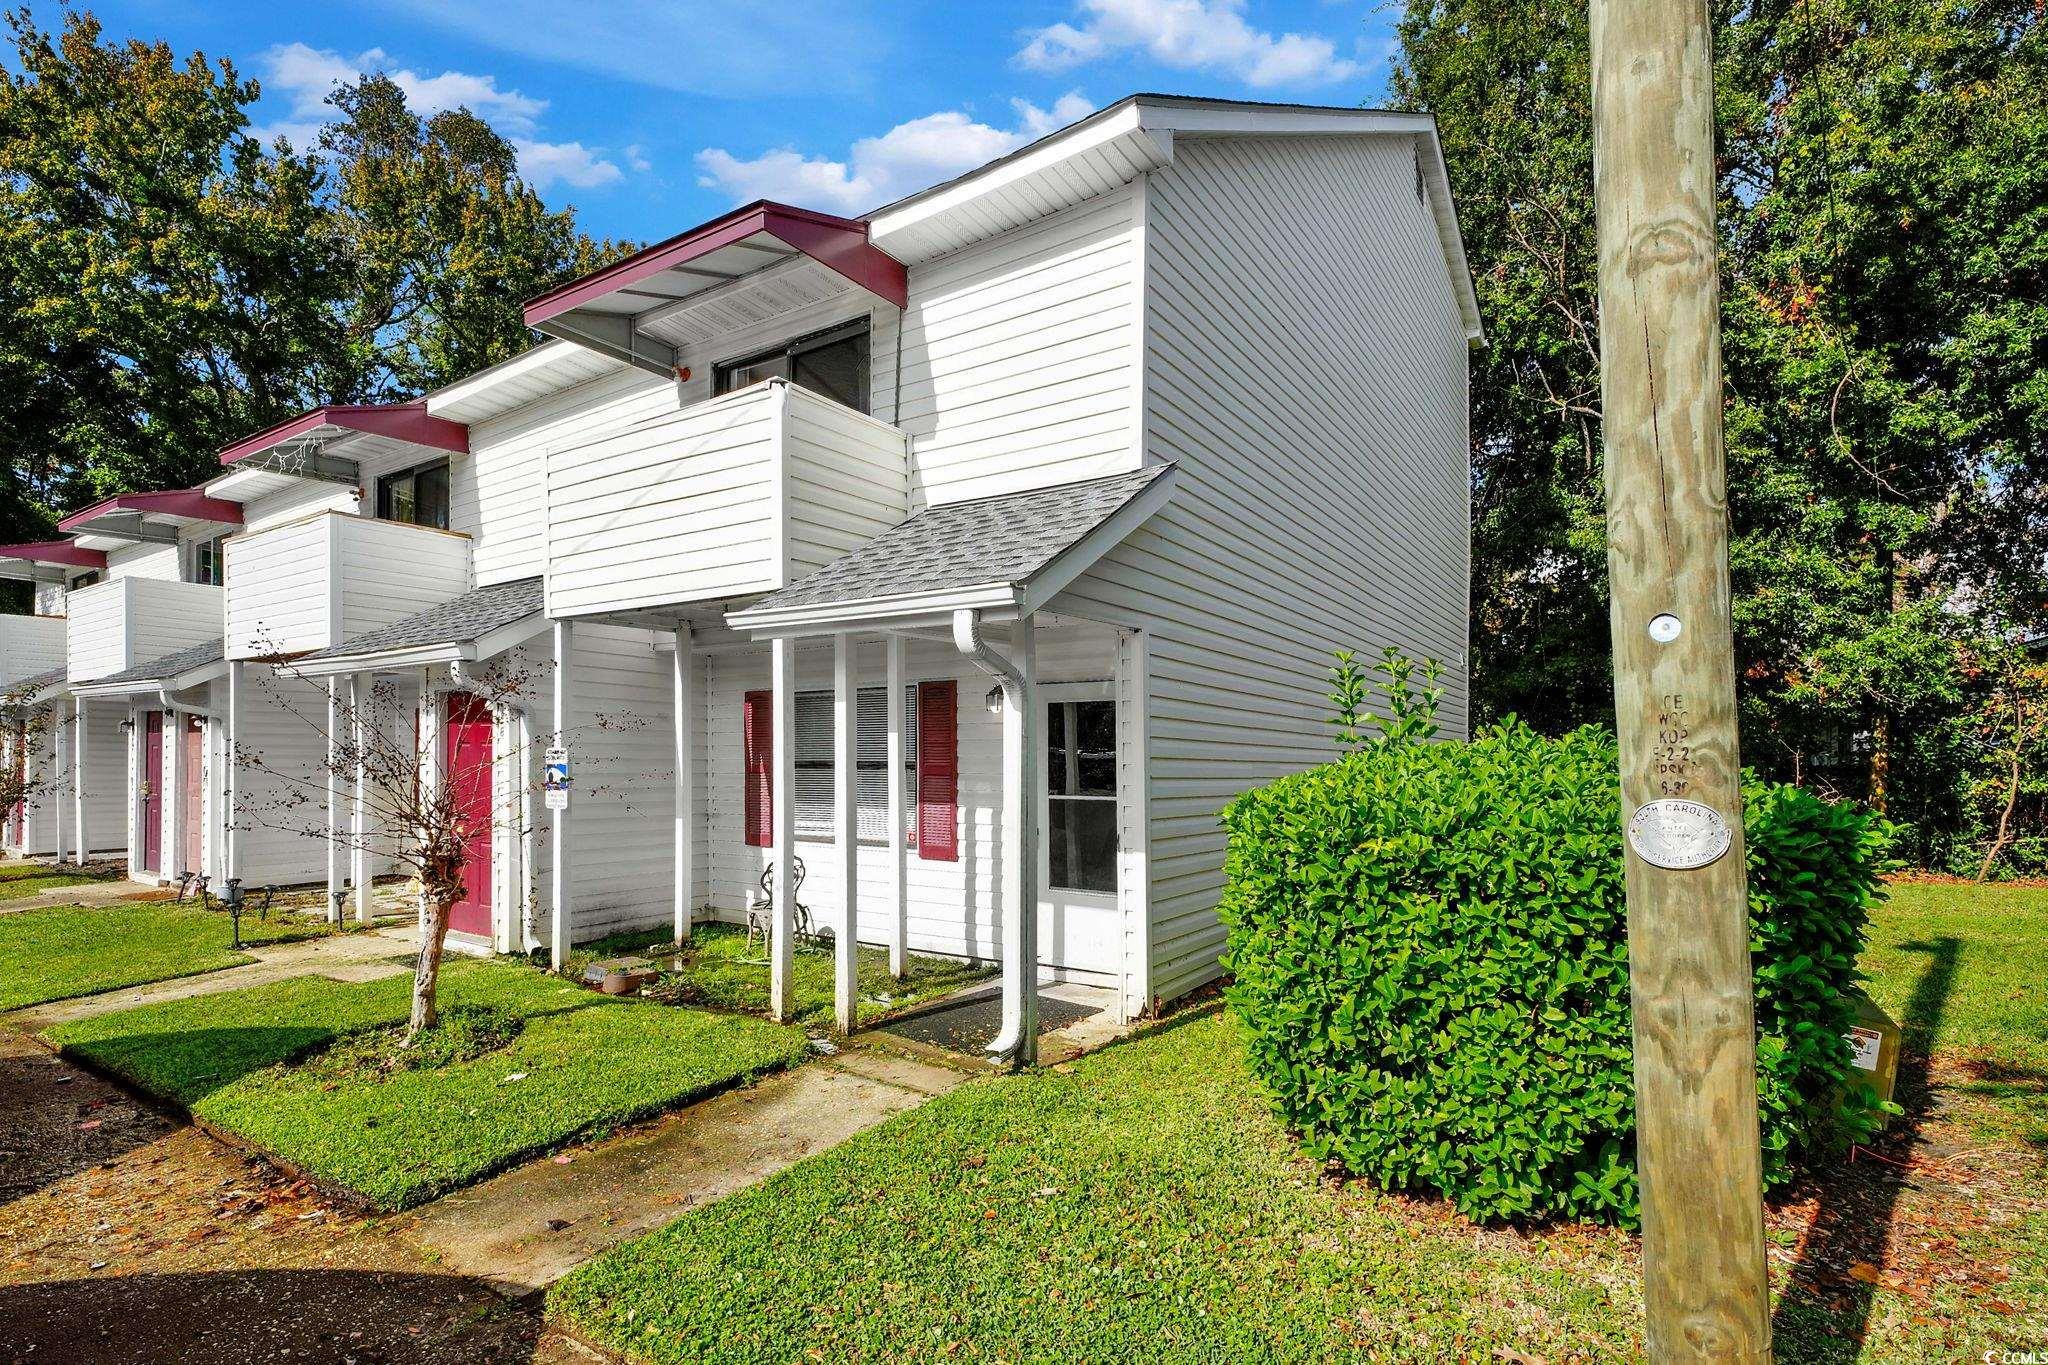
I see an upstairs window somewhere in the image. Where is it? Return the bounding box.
[188,535,226,586]
[68,569,101,591]
[376,458,451,530]
[715,320,870,413]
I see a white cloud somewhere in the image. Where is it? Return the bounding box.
[623,144,654,174]
[253,43,624,193]
[256,42,547,140]
[514,139,623,190]
[1016,0,1362,87]
[695,93,1094,216]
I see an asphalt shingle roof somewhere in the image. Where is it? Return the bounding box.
[745,465,1172,614]
[7,666,66,699]
[86,637,226,688]
[299,576,544,663]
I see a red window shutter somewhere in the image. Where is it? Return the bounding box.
[916,680,958,862]
[743,690,772,847]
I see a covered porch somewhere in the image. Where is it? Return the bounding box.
[67,640,228,887]
[288,577,551,941]
[724,465,1175,1064]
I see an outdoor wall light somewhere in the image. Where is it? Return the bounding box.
[985,684,1004,715]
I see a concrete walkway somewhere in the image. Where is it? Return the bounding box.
[397,1047,971,1293]
[10,929,416,1031]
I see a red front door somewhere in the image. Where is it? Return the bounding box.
[443,693,494,938]
[181,717,204,874]
[140,712,164,873]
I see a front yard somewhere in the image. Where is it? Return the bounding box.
[44,958,809,1209]
[550,879,2048,1364]
[567,921,998,1030]
[0,898,331,1010]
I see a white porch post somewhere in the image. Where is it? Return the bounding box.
[832,633,859,1033]
[769,635,796,1021]
[550,620,574,970]
[325,678,342,922]
[885,633,907,978]
[124,706,140,880]
[1007,614,1040,1061]
[419,674,441,936]
[71,698,86,865]
[672,622,694,948]
[952,608,1039,1066]
[350,672,371,924]
[50,706,68,863]
[223,664,242,884]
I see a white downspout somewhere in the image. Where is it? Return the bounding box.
[951,607,1039,1066]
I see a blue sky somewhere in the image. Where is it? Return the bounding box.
[62,0,1404,245]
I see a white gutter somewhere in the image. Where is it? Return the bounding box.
[951,607,1039,1066]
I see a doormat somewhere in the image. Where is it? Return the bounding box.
[876,990,1101,1056]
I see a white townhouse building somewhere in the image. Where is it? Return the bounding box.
[0,492,242,875]
[1,96,1478,1062]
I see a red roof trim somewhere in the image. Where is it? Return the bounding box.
[57,489,244,532]
[0,540,108,570]
[523,199,909,328]
[218,401,469,467]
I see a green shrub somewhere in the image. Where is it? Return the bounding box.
[1218,719,1892,1225]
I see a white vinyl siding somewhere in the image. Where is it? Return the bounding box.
[240,480,358,533]
[876,184,1143,508]
[0,614,66,689]
[1055,136,1472,1004]
[224,516,331,658]
[334,518,472,639]
[451,365,675,586]
[104,541,181,583]
[511,626,683,945]
[225,512,471,659]
[228,667,335,886]
[74,695,130,856]
[544,380,909,621]
[64,579,223,682]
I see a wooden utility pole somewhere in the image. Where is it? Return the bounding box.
[1590,0,1774,1359]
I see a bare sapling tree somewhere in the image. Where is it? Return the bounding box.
[227,650,662,1043]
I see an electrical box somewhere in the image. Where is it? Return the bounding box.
[1844,991,1902,1115]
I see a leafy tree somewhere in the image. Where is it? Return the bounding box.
[313,75,626,402]
[0,10,628,547]
[1392,0,2048,867]
[0,9,342,531]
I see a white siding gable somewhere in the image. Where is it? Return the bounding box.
[1057,134,1472,1003]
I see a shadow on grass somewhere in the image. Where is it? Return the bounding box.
[1770,935,1959,1362]
[0,1269,543,1363]
[56,1025,371,1107]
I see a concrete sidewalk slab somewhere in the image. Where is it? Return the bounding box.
[9,930,415,1031]
[397,1050,971,1294]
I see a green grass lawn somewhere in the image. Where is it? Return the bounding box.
[0,900,331,1011]
[567,921,997,1030]
[0,871,100,901]
[0,861,92,881]
[46,959,810,1209]
[1858,878,2047,1080]
[551,880,2048,1365]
